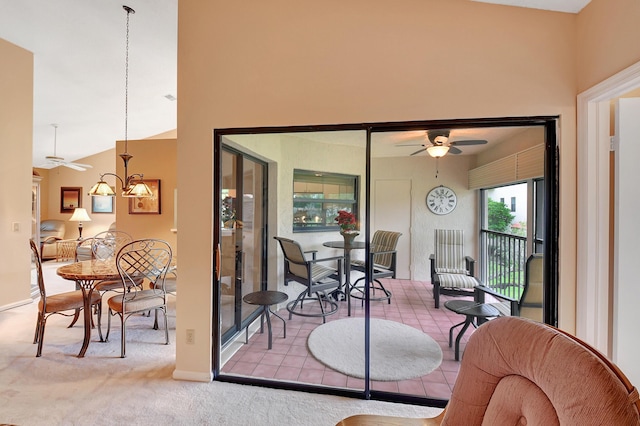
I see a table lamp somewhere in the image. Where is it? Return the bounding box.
[69,208,91,240]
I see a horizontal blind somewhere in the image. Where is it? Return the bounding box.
[468,144,544,189]
[516,144,544,181]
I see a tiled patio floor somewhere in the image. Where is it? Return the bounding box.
[221,279,481,400]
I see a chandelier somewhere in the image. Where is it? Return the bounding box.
[89,5,152,198]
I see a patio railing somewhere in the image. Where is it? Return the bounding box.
[479,230,527,300]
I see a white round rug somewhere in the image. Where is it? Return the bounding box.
[307,318,443,381]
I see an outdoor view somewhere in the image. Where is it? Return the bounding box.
[483,182,532,300]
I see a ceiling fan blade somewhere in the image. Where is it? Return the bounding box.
[410,148,427,156]
[63,163,87,171]
[396,143,425,147]
[450,139,488,146]
[448,146,463,155]
[69,162,93,169]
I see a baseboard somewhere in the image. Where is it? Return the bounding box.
[172,369,213,382]
[0,298,33,313]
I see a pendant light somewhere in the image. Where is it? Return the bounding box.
[89,5,152,198]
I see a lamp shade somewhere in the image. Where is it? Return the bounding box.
[89,181,116,196]
[122,181,153,197]
[69,208,91,222]
[427,145,450,158]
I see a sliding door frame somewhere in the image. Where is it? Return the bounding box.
[211,115,559,407]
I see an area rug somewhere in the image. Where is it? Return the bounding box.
[307,317,443,381]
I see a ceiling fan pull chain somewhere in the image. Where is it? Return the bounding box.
[435,157,439,179]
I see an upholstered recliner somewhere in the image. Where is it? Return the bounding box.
[337,316,640,425]
[40,220,66,260]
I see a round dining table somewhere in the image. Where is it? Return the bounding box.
[57,260,120,357]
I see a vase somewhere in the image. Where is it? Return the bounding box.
[340,230,359,248]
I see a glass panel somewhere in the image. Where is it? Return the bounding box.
[214,121,556,407]
[220,149,267,344]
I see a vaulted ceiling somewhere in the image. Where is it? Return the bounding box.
[0,0,589,168]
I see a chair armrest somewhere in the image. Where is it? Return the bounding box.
[430,254,436,282]
[42,236,61,244]
[304,250,317,260]
[474,285,519,316]
[465,256,476,277]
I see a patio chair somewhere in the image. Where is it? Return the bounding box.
[274,236,343,323]
[106,239,173,357]
[430,229,478,308]
[336,316,640,425]
[474,253,543,322]
[348,230,402,313]
[30,239,102,357]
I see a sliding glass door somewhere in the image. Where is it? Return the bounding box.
[219,146,267,345]
[212,118,558,406]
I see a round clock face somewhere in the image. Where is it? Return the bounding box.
[426,186,457,215]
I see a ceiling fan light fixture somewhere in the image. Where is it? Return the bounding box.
[427,145,450,158]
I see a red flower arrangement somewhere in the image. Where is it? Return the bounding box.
[335,210,357,232]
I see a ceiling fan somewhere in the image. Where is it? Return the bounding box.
[399,129,488,158]
[42,124,93,171]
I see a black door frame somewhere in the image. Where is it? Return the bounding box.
[211,115,559,407]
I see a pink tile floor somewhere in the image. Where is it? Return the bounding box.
[222,279,481,400]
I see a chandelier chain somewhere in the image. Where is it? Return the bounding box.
[124,6,132,152]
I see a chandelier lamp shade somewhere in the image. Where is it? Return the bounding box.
[89,5,152,198]
[69,208,91,240]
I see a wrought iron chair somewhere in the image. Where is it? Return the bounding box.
[30,239,102,357]
[274,236,343,323]
[91,230,143,291]
[348,230,402,313]
[474,253,543,322]
[106,239,173,357]
[430,229,478,308]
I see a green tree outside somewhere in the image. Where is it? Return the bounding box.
[488,198,515,232]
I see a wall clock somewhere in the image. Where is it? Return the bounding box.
[426,185,457,215]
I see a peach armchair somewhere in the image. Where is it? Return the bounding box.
[337,316,640,425]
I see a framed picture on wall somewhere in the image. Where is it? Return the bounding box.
[128,179,161,214]
[60,187,82,213]
[91,190,115,214]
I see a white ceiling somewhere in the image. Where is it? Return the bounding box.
[473,0,591,13]
[1,0,587,169]
[0,0,177,169]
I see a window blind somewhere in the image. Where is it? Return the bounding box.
[468,144,544,189]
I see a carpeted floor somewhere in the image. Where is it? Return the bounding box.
[0,260,443,425]
[308,318,443,381]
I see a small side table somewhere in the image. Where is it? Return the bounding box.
[243,290,288,350]
[444,299,500,361]
[56,239,78,262]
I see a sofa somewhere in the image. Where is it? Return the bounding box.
[40,220,66,260]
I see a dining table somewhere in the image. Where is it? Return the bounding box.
[57,259,120,357]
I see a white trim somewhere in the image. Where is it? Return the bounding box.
[0,298,33,312]
[172,369,213,382]
[577,60,640,354]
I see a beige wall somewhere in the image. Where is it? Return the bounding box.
[175,0,578,380]
[0,39,33,310]
[576,0,640,92]
[35,137,177,252]
[35,149,116,239]
[113,138,177,254]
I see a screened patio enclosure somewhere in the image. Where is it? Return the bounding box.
[212,117,558,406]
